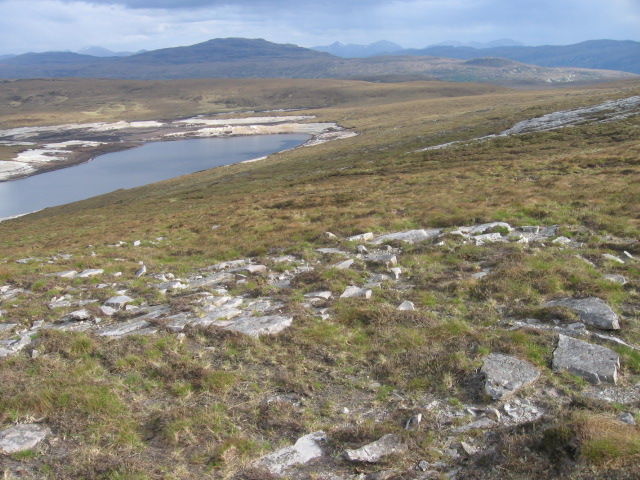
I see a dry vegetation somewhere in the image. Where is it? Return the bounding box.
[0,77,639,479]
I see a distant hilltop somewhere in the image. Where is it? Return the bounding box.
[0,37,638,84]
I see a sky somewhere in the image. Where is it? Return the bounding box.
[1,0,639,55]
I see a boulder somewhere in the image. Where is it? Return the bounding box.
[344,433,408,463]
[98,319,150,337]
[256,431,326,476]
[552,334,620,384]
[481,353,540,400]
[365,254,397,266]
[0,424,51,454]
[332,259,354,270]
[544,297,620,330]
[340,286,372,299]
[347,232,374,243]
[103,295,134,311]
[371,229,441,245]
[603,274,627,285]
[77,269,104,278]
[397,301,415,311]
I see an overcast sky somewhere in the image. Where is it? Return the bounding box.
[1,0,639,54]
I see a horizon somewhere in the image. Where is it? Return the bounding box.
[2,36,639,57]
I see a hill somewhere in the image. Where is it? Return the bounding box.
[0,38,636,87]
[312,40,404,57]
[395,39,640,74]
[0,76,639,479]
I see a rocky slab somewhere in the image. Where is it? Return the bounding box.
[103,295,134,311]
[256,431,326,476]
[98,319,150,337]
[0,424,51,454]
[544,297,620,330]
[481,353,540,400]
[217,315,293,338]
[371,229,441,245]
[552,334,620,384]
[343,433,408,463]
[340,286,373,299]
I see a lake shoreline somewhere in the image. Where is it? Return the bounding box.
[0,115,355,182]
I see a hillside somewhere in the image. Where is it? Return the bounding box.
[0,77,639,479]
[396,39,640,74]
[0,38,636,87]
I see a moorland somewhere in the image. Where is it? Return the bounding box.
[0,75,639,479]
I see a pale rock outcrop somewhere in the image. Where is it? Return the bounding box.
[544,297,620,330]
[0,424,51,454]
[552,334,620,384]
[371,229,441,245]
[343,434,408,463]
[255,431,326,476]
[481,353,540,400]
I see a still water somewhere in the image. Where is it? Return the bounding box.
[0,134,309,218]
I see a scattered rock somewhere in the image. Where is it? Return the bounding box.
[365,254,397,266]
[66,309,91,321]
[0,424,51,454]
[134,264,147,277]
[481,353,540,401]
[255,431,326,476]
[347,232,374,243]
[47,270,77,278]
[552,236,571,245]
[98,319,151,337]
[331,259,354,270]
[103,295,134,311]
[603,274,627,285]
[0,332,32,358]
[344,433,408,463]
[304,291,332,300]
[77,269,104,278]
[340,286,372,299]
[544,297,620,330]
[617,412,636,425]
[603,253,625,264]
[552,334,620,384]
[371,229,441,245]
[397,301,415,311]
[405,413,422,430]
[217,315,293,338]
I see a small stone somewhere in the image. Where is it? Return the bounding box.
[357,245,369,254]
[99,305,117,316]
[390,267,402,280]
[481,353,540,400]
[344,434,408,463]
[67,309,91,321]
[460,442,478,456]
[255,431,326,476]
[324,231,337,239]
[332,259,355,270]
[617,412,636,425]
[405,413,422,430]
[485,408,501,422]
[98,319,150,337]
[103,295,134,310]
[0,424,51,454]
[340,286,372,299]
[304,291,332,300]
[418,460,430,471]
[47,270,77,278]
[603,253,625,264]
[623,251,634,260]
[604,274,627,285]
[397,301,415,311]
[365,254,397,266]
[76,269,104,278]
[552,236,571,245]
[347,232,374,243]
[134,264,147,277]
[133,240,141,247]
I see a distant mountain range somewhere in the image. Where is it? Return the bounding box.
[392,40,640,74]
[312,39,524,57]
[0,38,637,86]
[312,40,404,58]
